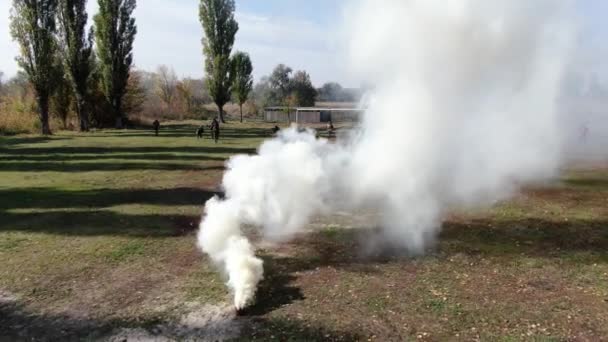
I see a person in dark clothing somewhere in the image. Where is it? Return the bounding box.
[210,118,220,143]
[196,125,205,139]
[153,120,160,136]
[327,120,335,138]
[271,125,280,135]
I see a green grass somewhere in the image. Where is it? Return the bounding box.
[0,121,275,338]
[1,121,607,341]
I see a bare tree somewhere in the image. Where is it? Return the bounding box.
[176,78,194,115]
[155,65,177,115]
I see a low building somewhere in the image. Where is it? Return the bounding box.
[264,106,364,123]
[263,107,295,122]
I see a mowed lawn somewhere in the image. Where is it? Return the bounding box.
[1,122,607,341]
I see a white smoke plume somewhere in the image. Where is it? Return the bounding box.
[198,0,576,309]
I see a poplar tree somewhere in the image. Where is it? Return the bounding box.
[231,51,253,122]
[57,0,93,131]
[94,0,137,128]
[10,0,58,135]
[199,0,238,123]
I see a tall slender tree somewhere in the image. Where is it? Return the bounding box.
[10,0,58,135]
[50,62,73,129]
[94,0,137,128]
[199,0,238,123]
[57,0,93,131]
[231,51,253,123]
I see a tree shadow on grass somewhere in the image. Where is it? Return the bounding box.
[562,177,608,190]
[0,153,226,162]
[0,298,114,341]
[438,218,608,264]
[0,187,220,210]
[0,295,361,341]
[0,210,199,237]
[292,218,608,263]
[0,187,222,236]
[239,255,306,317]
[1,145,256,156]
[0,135,73,146]
[297,218,608,262]
[0,161,225,172]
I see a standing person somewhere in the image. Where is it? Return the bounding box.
[196,124,205,139]
[153,120,160,136]
[327,120,335,138]
[211,117,220,143]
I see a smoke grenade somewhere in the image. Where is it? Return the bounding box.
[198,0,575,309]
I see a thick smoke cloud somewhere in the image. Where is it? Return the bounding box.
[198,0,576,309]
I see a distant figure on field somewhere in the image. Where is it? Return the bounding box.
[211,117,220,143]
[196,125,205,139]
[327,120,335,138]
[271,125,280,135]
[153,120,160,136]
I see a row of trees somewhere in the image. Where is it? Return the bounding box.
[10,0,137,134]
[5,0,359,135]
[1,62,359,134]
[0,66,204,131]
[7,0,255,134]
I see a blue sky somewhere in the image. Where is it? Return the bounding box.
[0,0,606,87]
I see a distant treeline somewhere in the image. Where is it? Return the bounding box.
[0,63,362,134]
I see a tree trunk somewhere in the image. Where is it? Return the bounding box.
[217,104,226,123]
[80,112,89,132]
[37,94,52,135]
[240,103,243,123]
[76,95,89,132]
[114,97,123,129]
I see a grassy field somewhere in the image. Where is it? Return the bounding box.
[1,122,607,341]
